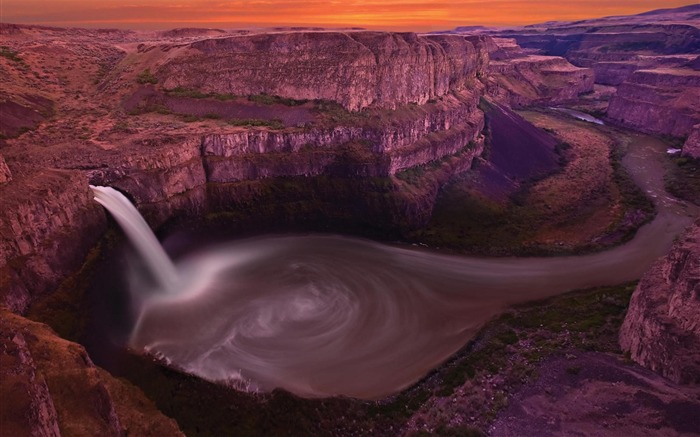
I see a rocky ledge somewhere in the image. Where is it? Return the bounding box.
[620,219,700,385]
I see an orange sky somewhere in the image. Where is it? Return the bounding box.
[1,1,696,31]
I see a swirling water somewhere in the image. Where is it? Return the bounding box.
[92,130,697,400]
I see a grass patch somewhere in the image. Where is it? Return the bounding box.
[227,118,285,129]
[0,46,23,63]
[164,86,235,101]
[436,282,636,398]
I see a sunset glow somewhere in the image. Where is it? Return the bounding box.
[1,0,695,31]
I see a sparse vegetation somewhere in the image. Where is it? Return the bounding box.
[248,93,308,106]
[0,46,23,63]
[227,118,285,129]
[136,69,158,84]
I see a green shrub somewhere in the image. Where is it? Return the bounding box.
[136,69,158,84]
[0,46,23,63]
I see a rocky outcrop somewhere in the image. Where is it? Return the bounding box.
[682,125,700,159]
[0,308,183,436]
[0,171,106,313]
[0,155,11,183]
[607,68,700,137]
[155,32,484,111]
[620,220,700,384]
[487,54,594,107]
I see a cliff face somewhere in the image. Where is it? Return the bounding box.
[156,32,483,111]
[0,171,106,313]
[0,308,184,436]
[683,125,700,159]
[487,54,594,107]
[606,68,700,137]
[620,220,700,384]
[101,95,485,229]
[473,37,594,107]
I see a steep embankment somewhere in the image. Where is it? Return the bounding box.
[620,220,700,385]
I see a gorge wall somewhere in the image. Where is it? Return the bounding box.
[154,32,485,111]
[606,67,700,138]
[620,220,700,385]
[0,307,184,436]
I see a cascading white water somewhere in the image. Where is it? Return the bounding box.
[90,185,178,291]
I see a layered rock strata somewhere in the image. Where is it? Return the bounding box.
[0,308,184,436]
[487,54,594,107]
[155,32,485,111]
[620,220,700,384]
[0,171,106,313]
[607,67,700,137]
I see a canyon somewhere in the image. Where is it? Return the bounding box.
[1,4,699,436]
[477,4,700,157]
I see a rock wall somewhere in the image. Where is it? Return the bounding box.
[0,170,106,313]
[0,154,11,183]
[607,68,700,137]
[683,125,700,159]
[620,220,700,384]
[96,93,485,228]
[156,32,484,111]
[487,55,594,107]
[0,308,184,436]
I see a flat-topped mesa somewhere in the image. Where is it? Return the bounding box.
[155,32,484,111]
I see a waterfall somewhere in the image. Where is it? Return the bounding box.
[90,185,178,291]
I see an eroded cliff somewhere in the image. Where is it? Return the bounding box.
[152,32,484,111]
[606,67,700,138]
[0,307,184,436]
[620,220,700,385]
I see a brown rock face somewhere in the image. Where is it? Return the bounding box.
[682,125,700,159]
[156,32,483,111]
[620,220,700,384]
[0,171,106,313]
[487,54,594,107]
[0,154,11,183]
[479,38,594,107]
[0,308,183,436]
[607,68,700,137]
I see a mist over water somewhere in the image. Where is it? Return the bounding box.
[90,132,698,400]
